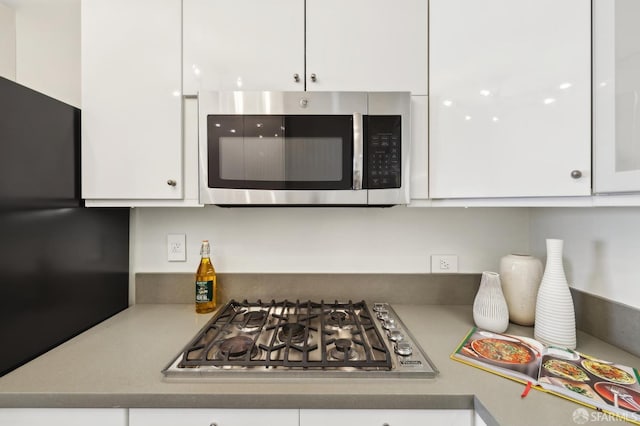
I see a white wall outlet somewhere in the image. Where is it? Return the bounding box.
[431,254,459,273]
[167,234,186,262]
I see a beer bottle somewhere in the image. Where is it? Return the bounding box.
[195,240,217,313]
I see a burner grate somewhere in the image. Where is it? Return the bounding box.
[178,299,392,370]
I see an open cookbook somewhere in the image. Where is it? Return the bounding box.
[452,327,640,424]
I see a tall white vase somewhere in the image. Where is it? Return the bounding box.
[534,239,576,349]
[500,254,543,326]
[473,271,509,333]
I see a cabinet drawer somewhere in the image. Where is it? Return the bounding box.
[129,408,299,426]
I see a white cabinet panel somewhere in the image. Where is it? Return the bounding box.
[593,0,640,193]
[81,0,182,200]
[300,409,473,426]
[305,0,427,94]
[184,0,426,94]
[429,0,591,199]
[183,0,304,94]
[129,408,298,426]
[0,408,127,426]
[410,95,428,199]
[474,410,488,426]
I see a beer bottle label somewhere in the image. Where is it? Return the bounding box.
[195,280,213,303]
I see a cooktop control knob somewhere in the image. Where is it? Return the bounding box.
[382,318,396,330]
[377,311,389,320]
[388,330,404,342]
[395,341,413,356]
[372,303,386,312]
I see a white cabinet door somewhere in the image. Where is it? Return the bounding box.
[429,0,591,199]
[129,408,299,426]
[183,0,304,94]
[184,0,426,94]
[81,0,182,201]
[300,409,473,426]
[0,408,127,426]
[593,0,640,193]
[305,0,427,94]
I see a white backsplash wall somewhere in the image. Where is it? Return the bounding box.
[0,3,16,80]
[131,206,530,274]
[9,0,81,107]
[530,207,640,309]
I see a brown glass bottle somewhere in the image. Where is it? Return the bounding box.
[195,240,217,314]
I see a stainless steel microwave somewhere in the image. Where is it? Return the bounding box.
[198,91,410,206]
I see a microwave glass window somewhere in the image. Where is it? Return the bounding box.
[284,137,342,181]
[208,115,353,190]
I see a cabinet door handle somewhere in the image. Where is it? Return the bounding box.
[310,73,317,82]
[382,423,390,426]
[293,73,300,83]
[570,170,582,179]
[209,423,218,426]
[167,179,177,186]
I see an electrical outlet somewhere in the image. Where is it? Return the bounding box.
[167,234,186,262]
[431,254,459,273]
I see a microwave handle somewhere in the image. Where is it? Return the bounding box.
[353,113,364,190]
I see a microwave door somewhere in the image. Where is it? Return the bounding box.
[203,114,367,205]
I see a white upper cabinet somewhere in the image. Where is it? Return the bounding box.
[183,0,304,94]
[305,0,427,94]
[81,0,183,202]
[429,0,591,199]
[183,0,426,94]
[593,0,640,194]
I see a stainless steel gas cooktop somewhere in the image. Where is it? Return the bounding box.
[162,300,438,379]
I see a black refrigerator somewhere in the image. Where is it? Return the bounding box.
[0,77,130,376]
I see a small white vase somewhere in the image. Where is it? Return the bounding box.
[473,271,509,333]
[499,254,543,326]
[534,239,576,349]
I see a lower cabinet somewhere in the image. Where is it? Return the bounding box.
[0,408,127,426]
[0,407,477,425]
[299,409,475,426]
[129,408,299,426]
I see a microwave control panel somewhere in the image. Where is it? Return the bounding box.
[364,115,401,189]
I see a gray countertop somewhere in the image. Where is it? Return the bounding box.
[1,303,639,425]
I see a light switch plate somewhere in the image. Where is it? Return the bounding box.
[167,234,186,262]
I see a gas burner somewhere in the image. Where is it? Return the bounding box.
[325,310,353,329]
[237,310,268,330]
[328,338,358,361]
[213,336,259,360]
[277,323,309,344]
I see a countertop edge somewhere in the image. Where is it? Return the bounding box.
[0,393,476,410]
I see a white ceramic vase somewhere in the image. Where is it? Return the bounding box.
[473,271,509,333]
[499,254,543,326]
[534,239,576,349]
